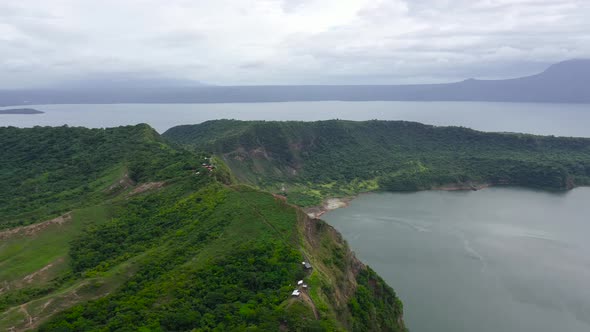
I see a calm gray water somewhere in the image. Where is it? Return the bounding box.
[323,187,590,332]
[0,101,589,136]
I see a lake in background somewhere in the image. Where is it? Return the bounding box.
[2,101,590,331]
[1,101,589,136]
[323,188,590,332]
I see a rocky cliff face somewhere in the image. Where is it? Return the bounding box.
[296,209,407,331]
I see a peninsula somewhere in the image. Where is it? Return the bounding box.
[0,108,44,115]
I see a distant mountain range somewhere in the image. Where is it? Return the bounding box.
[1,59,589,106]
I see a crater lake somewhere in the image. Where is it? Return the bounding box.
[323,187,590,332]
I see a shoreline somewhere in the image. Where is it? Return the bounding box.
[303,181,584,219]
[304,196,356,219]
[304,183,492,219]
[431,183,491,191]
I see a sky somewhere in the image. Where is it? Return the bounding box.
[1,0,589,88]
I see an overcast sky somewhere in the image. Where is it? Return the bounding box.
[1,0,589,88]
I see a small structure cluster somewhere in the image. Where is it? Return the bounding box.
[291,279,309,297]
[202,157,215,172]
[291,261,312,297]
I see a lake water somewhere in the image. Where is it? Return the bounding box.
[323,187,590,332]
[1,101,589,136]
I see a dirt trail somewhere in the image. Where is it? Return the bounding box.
[234,192,295,250]
[2,280,102,332]
[41,299,53,311]
[21,257,64,284]
[18,305,32,329]
[0,281,10,295]
[300,292,319,319]
[0,213,72,240]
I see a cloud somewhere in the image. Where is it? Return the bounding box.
[0,0,588,87]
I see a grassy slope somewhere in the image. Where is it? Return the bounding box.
[0,205,109,285]
[0,125,405,331]
[164,119,590,206]
[1,124,208,330]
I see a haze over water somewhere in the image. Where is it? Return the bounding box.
[1,101,590,137]
[323,188,590,332]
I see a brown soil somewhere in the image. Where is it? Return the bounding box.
[299,291,319,319]
[297,210,366,307]
[126,182,166,197]
[4,278,120,332]
[21,258,65,284]
[41,299,53,311]
[0,213,72,240]
[0,281,9,295]
[250,147,270,159]
[304,197,354,219]
[18,305,33,330]
[104,172,135,194]
[272,194,287,202]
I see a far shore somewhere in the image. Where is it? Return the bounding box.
[304,182,586,219]
[0,108,44,115]
[304,183,493,218]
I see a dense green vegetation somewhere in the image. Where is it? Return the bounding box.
[165,120,590,205]
[39,186,311,331]
[349,268,404,332]
[0,124,200,230]
[0,124,406,331]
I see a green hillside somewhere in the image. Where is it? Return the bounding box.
[0,124,405,331]
[164,119,590,206]
[0,124,202,230]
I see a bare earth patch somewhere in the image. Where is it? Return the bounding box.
[304,197,353,219]
[0,281,10,295]
[18,305,32,329]
[21,258,65,284]
[1,267,136,332]
[104,172,135,194]
[0,213,72,240]
[126,182,166,197]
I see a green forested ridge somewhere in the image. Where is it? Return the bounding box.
[0,124,200,230]
[0,124,405,331]
[164,119,590,205]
